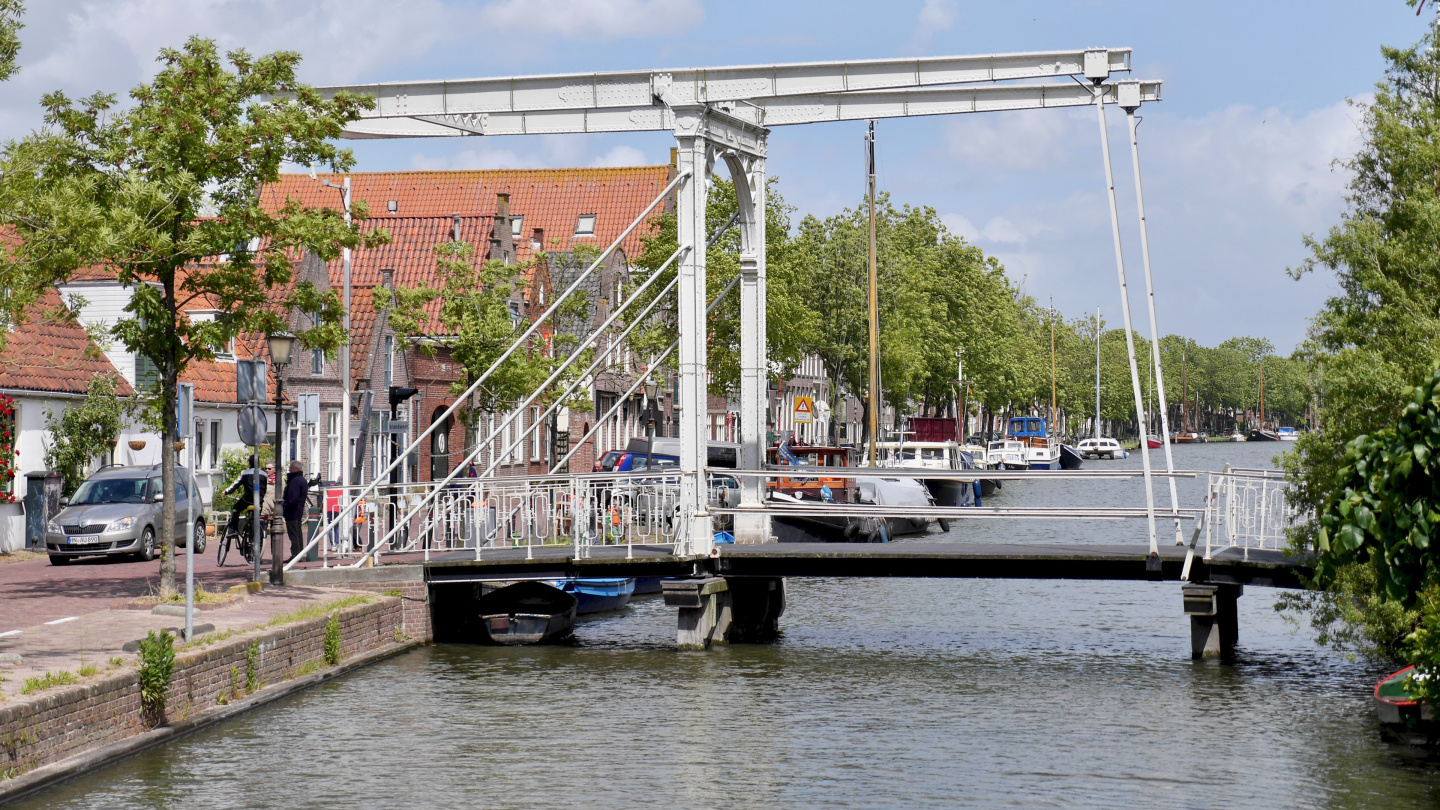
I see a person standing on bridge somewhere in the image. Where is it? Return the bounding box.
[282,461,308,560]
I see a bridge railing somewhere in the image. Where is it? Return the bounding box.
[1198,466,1304,560]
[301,472,691,568]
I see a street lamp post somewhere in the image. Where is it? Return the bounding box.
[642,379,659,473]
[267,332,295,585]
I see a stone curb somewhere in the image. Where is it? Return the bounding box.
[0,638,423,806]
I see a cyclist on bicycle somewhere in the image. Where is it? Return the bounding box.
[224,464,269,533]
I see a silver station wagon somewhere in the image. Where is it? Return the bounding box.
[44,465,206,565]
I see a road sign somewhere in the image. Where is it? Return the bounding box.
[239,405,268,447]
[298,393,320,423]
[793,396,814,424]
[177,383,194,439]
[237,359,268,404]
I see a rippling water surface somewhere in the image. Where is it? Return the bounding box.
[19,442,1440,808]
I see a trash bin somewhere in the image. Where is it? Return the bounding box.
[23,471,61,550]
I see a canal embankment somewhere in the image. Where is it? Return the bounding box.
[0,588,425,803]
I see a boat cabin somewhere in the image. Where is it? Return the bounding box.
[765,443,855,502]
[1007,417,1049,439]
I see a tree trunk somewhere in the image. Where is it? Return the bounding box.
[159,298,178,597]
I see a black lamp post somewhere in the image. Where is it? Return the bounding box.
[643,379,659,473]
[267,332,295,584]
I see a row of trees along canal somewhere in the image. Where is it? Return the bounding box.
[628,179,1310,445]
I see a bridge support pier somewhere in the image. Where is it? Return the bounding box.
[663,576,785,649]
[1183,582,1241,662]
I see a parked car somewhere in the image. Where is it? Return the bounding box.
[1076,437,1123,460]
[593,450,625,473]
[44,464,206,565]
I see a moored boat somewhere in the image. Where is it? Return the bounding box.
[1247,428,1280,442]
[872,440,978,508]
[546,578,636,614]
[1059,444,1083,470]
[1277,427,1299,441]
[476,581,577,645]
[1375,665,1436,744]
[1171,431,1202,444]
[1007,416,1060,470]
[1228,430,1246,442]
[1145,435,1163,450]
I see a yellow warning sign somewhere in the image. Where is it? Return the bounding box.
[793,396,814,424]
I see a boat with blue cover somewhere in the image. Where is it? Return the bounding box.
[546,578,636,614]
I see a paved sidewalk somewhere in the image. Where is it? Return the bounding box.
[0,584,359,698]
[0,549,258,631]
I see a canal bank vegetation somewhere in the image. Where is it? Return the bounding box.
[1280,9,1440,705]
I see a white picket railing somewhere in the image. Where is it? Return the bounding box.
[1197,466,1304,559]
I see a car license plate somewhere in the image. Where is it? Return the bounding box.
[67,535,100,545]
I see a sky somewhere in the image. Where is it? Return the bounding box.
[0,0,1428,353]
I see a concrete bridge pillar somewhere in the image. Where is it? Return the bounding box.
[1182,582,1240,662]
[663,576,785,649]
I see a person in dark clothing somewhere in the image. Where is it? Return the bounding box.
[224,465,268,530]
[281,461,309,559]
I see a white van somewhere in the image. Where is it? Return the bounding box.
[1076,438,1123,460]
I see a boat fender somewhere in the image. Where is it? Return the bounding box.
[937,518,952,533]
[843,521,860,541]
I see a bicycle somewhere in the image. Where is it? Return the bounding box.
[217,505,263,567]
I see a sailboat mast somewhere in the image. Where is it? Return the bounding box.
[866,120,880,467]
[1259,357,1265,430]
[1049,298,1057,426]
[1095,307,1101,439]
[1180,347,1187,434]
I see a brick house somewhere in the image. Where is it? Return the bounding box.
[265,165,674,485]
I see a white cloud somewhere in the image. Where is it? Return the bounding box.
[478,0,703,41]
[912,0,957,49]
[943,107,1086,175]
[590,145,648,167]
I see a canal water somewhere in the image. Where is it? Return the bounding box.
[19,442,1440,808]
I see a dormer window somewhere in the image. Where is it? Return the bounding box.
[387,200,398,214]
[575,214,596,237]
[511,216,524,237]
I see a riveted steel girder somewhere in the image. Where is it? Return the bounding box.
[319,48,1131,119]
[347,80,1161,139]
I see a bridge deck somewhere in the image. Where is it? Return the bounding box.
[420,543,1307,589]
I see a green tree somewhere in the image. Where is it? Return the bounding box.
[0,1,23,84]
[44,373,125,496]
[1283,15,1440,657]
[0,38,382,595]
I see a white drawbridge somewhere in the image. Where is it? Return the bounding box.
[287,47,1194,572]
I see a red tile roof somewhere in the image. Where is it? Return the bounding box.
[0,290,133,396]
[264,166,672,265]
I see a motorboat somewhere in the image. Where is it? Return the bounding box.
[984,439,1026,470]
[1007,416,1060,470]
[1171,431,1203,444]
[545,578,636,614]
[1228,430,1246,442]
[1058,444,1083,470]
[475,581,577,645]
[1277,427,1299,441]
[1076,437,1124,459]
[1145,435,1163,450]
[872,440,978,508]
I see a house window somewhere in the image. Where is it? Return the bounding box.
[193,420,205,472]
[326,411,340,482]
[209,421,221,469]
[575,214,596,236]
[306,423,320,476]
[312,348,325,375]
[530,407,542,462]
[510,216,523,237]
[0,400,14,500]
[506,301,521,327]
[430,407,451,480]
[384,335,395,389]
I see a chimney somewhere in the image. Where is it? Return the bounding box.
[669,147,677,168]
[495,192,510,218]
[532,227,544,251]
[381,268,394,289]
[452,213,461,243]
